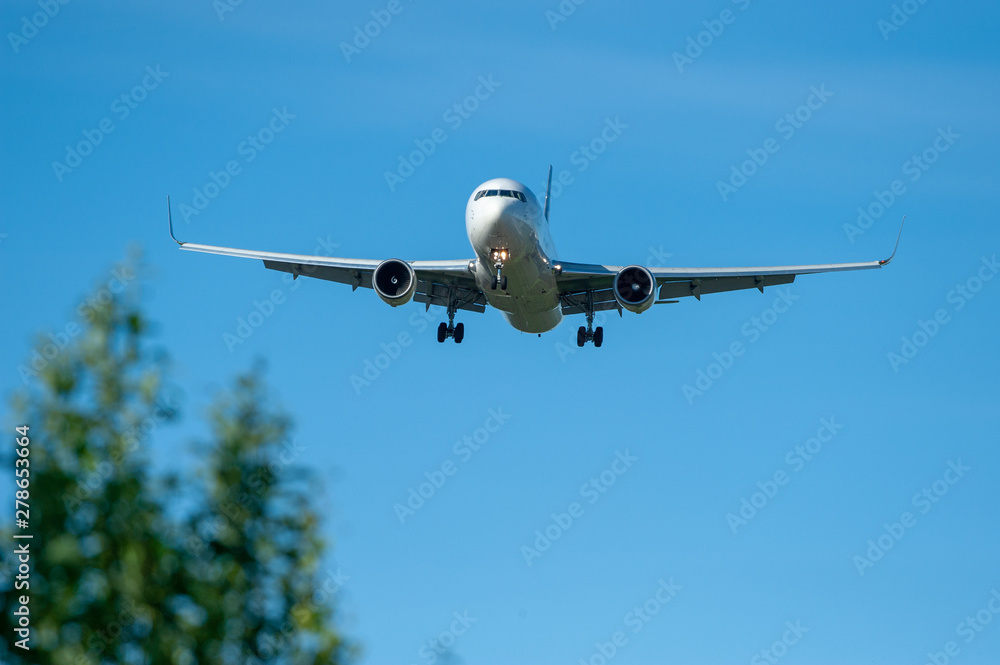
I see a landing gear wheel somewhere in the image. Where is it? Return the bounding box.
[490,276,498,290]
[437,322,447,343]
[577,326,586,348]
[454,322,465,344]
[593,326,604,348]
[500,275,508,290]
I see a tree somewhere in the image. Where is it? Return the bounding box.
[0,254,351,664]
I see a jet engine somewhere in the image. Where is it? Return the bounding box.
[373,259,417,307]
[613,265,656,313]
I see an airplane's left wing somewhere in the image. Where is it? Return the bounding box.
[168,200,485,313]
[555,220,904,315]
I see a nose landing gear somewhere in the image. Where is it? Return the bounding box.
[489,248,509,291]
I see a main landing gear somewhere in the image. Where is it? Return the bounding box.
[437,287,465,344]
[438,321,464,344]
[577,320,604,348]
[575,291,603,348]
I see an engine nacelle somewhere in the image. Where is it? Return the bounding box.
[373,259,417,307]
[613,265,656,314]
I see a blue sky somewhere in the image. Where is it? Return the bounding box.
[2,1,999,663]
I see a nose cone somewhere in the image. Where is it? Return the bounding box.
[474,197,532,257]
[478,195,518,227]
[465,179,541,260]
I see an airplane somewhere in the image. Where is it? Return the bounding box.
[167,167,903,347]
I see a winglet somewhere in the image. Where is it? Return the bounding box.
[879,216,905,265]
[543,165,553,222]
[167,196,183,245]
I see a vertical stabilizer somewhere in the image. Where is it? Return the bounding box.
[543,165,553,221]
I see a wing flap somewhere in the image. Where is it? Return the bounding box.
[561,299,621,316]
[657,274,795,300]
[415,282,487,313]
[559,288,620,315]
[263,260,371,289]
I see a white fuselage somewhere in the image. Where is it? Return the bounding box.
[465,178,563,333]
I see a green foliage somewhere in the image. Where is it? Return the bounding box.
[0,257,350,664]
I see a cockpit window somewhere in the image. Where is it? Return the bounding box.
[476,189,526,201]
